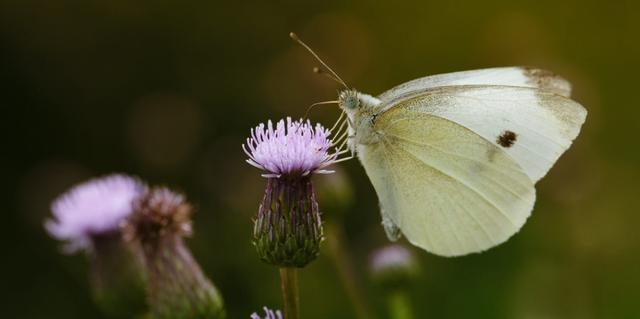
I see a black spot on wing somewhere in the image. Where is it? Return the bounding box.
[497,130,517,148]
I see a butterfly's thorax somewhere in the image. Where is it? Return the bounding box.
[338,90,383,150]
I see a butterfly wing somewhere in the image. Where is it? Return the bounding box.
[358,106,536,256]
[377,67,572,103]
[357,85,586,256]
[380,86,587,182]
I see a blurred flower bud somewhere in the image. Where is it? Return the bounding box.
[124,187,225,319]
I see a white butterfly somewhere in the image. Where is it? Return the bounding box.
[292,34,587,257]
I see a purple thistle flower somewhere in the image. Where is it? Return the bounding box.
[45,174,147,252]
[244,117,338,267]
[251,307,282,319]
[45,174,148,317]
[243,117,338,178]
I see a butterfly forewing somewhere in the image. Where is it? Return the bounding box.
[377,67,572,105]
[380,86,587,182]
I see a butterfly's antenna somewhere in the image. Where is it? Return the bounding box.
[312,66,346,86]
[303,100,339,121]
[290,32,349,89]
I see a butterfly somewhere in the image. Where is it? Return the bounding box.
[291,33,587,257]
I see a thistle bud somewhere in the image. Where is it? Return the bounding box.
[243,118,341,268]
[124,187,225,319]
[253,176,322,267]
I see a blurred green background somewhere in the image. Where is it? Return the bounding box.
[2,0,639,318]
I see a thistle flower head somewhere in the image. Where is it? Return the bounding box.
[46,174,146,252]
[244,117,333,267]
[251,307,282,319]
[243,117,337,178]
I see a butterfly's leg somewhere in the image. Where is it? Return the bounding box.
[329,111,346,133]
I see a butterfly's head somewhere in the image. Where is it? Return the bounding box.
[338,90,360,111]
[339,89,381,114]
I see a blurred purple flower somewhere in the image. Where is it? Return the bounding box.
[251,307,282,319]
[371,244,415,273]
[243,117,338,178]
[370,244,418,290]
[45,174,146,252]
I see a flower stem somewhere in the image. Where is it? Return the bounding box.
[326,222,377,319]
[387,290,413,319]
[279,267,300,319]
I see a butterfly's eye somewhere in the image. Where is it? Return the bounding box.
[343,94,359,109]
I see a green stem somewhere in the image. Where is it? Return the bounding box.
[326,222,377,319]
[387,290,413,319]
[279,268,300,319]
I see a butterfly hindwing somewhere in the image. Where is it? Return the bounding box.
[357,107,536,256]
